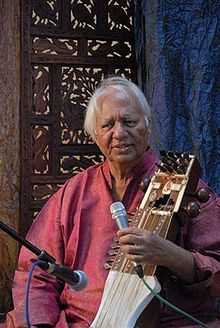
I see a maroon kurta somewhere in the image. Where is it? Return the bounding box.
[9,149,220,327]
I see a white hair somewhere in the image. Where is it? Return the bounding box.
[84,76,152,141]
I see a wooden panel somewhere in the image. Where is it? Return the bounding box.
[20,0,137,236]
[0,0,20,319]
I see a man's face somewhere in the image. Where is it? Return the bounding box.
[95,88,149,170]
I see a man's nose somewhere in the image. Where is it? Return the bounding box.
[112,122,126,138]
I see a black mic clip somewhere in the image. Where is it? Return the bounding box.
[37,249,56,264]
[33,251,88,291]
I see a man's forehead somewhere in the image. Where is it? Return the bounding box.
[105,89,138,107]
[100,88,127,103]
[99,104,143,120]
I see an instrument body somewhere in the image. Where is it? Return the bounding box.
[91,153,200,328]
[91,272,160,328]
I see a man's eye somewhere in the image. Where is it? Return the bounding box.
[102,122,113,129]
[124,120,136,127]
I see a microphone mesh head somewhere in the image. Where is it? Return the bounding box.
[110,202,129,229]
[110,201,125,219]
[72,271,88,291]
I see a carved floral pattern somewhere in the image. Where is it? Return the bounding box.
[32,0,59,26]
[70,0,96,30]
[88,40,132,58]
[108,0,132,31]
[60,154,105,174]
[32,183,62,201]
[33,65,50,115]
[61,67,104,144]
[33,37,78,56]
[32,125,50,174]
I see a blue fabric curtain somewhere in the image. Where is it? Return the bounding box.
[135,0,220,194]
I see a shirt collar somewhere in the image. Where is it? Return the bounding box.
[101,148,158,189]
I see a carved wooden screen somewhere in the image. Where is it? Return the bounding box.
[20,0,137,235]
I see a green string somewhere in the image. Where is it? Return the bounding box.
[142,278,208,328]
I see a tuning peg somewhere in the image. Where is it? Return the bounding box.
[156,162,174,173]
[104,262,113,270]
[168,151,179,159]
[180,153,190,161]
[196,188,210,203]
[139,176,150,192]
[176,165,186,174]
[166,154,179,166]
[183,201,200,218]
[107,249,119,256]
[186,188,210,203]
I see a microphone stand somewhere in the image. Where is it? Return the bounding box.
[0,219,56,264]
[0,219,88,291]
[0,220,58,328]
[0,219,88,328]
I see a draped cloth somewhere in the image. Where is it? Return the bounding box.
[134,0,220,195]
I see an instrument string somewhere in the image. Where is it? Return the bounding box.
[95,202,165,326]
[94,207,154,326]
[93,158,200,327]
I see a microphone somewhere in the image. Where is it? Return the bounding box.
[110,201,129,229]
[0,220,88,290]
[110,201,144,278]
[38,261,88,291]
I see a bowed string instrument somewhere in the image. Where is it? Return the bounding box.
[91,151,210,328]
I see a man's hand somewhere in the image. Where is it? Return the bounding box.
[117,227,195,283]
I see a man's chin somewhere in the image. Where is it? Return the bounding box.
[113,153,136,163]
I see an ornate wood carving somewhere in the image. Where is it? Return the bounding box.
[20,0,137,235]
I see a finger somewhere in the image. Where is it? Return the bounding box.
[120,244,144,255]
[118,234,143,245]
[117,227,141,237]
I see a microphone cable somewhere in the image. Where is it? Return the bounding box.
[25,260,208,327]
[25,260,46,328]
[141,276,208,328]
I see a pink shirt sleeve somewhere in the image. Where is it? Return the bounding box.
[10,181,72,327]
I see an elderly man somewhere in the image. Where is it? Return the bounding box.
[8,77,220,327]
